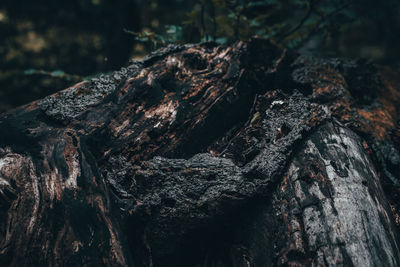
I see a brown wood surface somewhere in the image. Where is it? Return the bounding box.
[0,38,400,266]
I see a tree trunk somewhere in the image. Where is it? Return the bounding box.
[0,38,400,266]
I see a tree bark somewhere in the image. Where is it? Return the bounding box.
[0,38,400,266]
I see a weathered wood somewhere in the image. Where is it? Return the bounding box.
[228,122,400,267]
[0,38,400,266]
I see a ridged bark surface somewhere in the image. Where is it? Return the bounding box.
[0,38,400,266]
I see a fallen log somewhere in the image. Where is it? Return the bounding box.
[0,38,399,266]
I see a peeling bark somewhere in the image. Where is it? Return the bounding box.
[0,38,400,266]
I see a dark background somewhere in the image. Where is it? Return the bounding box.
[1,0,399,113]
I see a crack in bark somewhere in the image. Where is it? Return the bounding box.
[0,38,400,266]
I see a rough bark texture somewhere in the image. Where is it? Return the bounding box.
[0,38,400,266]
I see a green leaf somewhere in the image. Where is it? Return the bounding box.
[215,37,227,44]
[24,69,36,75]
[51,70,65,77]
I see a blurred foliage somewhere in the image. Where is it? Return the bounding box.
[0,0,400,113]
[24,69,82,81]
[0,0,140,112]
[131,0,400,59]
